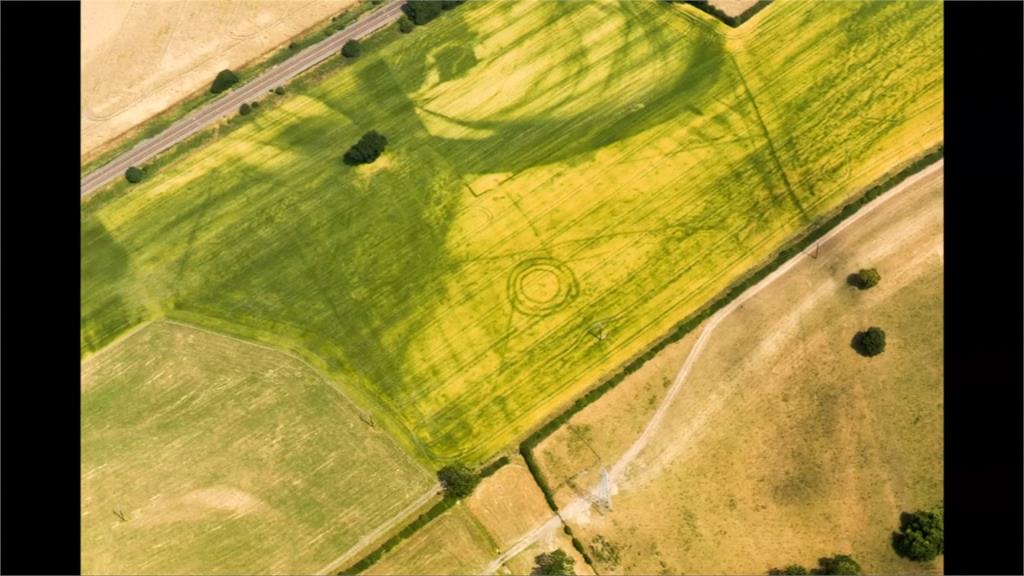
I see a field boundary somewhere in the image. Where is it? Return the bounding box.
[517,144,944,524]
[678,0,774,28]
[339,456,511,575]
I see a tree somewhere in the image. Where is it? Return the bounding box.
[768,565,809,575]
[341,39,362,58]
[210,69,239,94]
[532,549,575,576]
[239,102,252,115]
[398,15,415,33]
[125,166,144,184]
[403,0,443,25]
[854,326,886,357]
[815,555,860,575]
[251,100,260,109]
[892,509,943,562]
[854,268,880,289]
[437,464,479,499]
[275,86,286,95]
[343,130,388,165]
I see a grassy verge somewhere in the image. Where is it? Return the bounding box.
[517,144,944,510]
[81,0,376,178]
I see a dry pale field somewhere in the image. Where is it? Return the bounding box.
[709,0,762,18]
[538,167,945,575]
[81,0,356,159]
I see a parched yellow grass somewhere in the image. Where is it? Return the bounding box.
[466,461,554,550]
[81,0,357,158]
[540,168,944,575]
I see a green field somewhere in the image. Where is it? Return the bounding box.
[81,0,943,464]
[81,321,434,575]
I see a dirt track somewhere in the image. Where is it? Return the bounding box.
[480,159,944,574]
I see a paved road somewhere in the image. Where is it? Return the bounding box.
[80,0,407,199]
[479,159,945,575]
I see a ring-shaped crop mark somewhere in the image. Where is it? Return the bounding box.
[507,257,579,317]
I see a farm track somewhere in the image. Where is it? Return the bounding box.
[79,0,407,198]
[481,159,944,574]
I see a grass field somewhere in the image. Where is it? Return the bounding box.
[81,0,943,465]
[80,321,434,575]
[536,168,944,574]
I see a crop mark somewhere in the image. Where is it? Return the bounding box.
[729,53,807,221]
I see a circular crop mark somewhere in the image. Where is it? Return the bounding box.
[508,258,579,316]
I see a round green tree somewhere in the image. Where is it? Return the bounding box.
[341,39,362,58]
[892,509,944,561]
[855,326,886,357]
[124,166,144,184]
[210,69,239,94]
[437,464,478,499]
[274,86,286,95]
[398,15,415,33]
[532,549,575,576]
[239,103,252,115]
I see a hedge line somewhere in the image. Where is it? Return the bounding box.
[680,0,774,28]
[516,143,944,526]
[340,456,510,574]
[340,495,456,575]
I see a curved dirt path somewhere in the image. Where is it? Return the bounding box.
[480,159,944,574]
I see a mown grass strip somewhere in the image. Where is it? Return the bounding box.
[518,144,945,516]
[81,1,375,178]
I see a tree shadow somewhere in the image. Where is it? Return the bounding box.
[846,273,865,289]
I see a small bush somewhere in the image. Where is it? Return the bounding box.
[532,549,575,576]
[398,15,415,33]
[848,267,880,289]
[853,326,886,357]
[239,103,252,115]
[250,101,260,109]
[125,166,144,184]
[815,555,861,575]
[288,41,298,50]
[892,509,943,562]
[341,39,362,58]
[768,565,809,575]
[274,86,286,96]
[437,464,479,499]
[210,69,239,94]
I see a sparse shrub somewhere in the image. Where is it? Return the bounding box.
[892,509,943,562]
[589,535,620,566]
[341,39,361,58]
[343,130,388,165]
[239,103,252,115]
[853,326,886,357]
[532,549,575,576]
[210,69,239,94]
[288,41,298,50]
[275,86,286,95]
[398,15,415,33]
[437,464,478,499]
[125,166,144,184]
